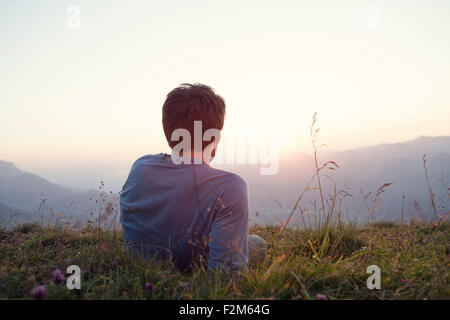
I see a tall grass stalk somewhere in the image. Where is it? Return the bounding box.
[423,155,441,223]
[279,113,343,261]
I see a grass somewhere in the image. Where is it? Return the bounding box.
[0,221,448,300]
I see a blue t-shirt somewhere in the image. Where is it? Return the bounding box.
[120,153,249,272]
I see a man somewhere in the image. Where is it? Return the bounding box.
[120,83,250,273]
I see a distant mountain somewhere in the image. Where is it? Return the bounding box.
[0,160,79,211]
[323,136,449,197]
[0,160,115,227]
[318,136,449,222]
[0,160,23,178]
[216,136,450,224]
[0,201,35,229]
[0,202,18,222]
[30,161,128,192]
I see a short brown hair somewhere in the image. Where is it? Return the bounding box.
[162,83,226,149]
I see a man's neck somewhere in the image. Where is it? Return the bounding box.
[170,149,211,165]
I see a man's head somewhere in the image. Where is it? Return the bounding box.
[162,83,226,153]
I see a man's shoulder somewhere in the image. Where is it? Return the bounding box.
[126,154,168,179]
[207,168,249,213]
[131,153,169,169]
[225,171,248,190]
[207,166,248,192]
[134,153,166,164]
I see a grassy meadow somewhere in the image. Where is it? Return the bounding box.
[0,221,448,300]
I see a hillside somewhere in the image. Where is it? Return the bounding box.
[219,136,450,224]
[0,160,78,211]
[0,160,114,227]
[0,202,35,229]
[0,222,448,300]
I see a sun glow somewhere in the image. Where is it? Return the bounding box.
[1,1,449,169]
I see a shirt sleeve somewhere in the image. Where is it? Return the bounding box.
[207,176,249,273]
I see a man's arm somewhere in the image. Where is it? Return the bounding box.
[207,176,249,273]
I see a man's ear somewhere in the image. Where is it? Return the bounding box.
[211,133,221,157]
[203,129,221,163]
[213,131,221,145]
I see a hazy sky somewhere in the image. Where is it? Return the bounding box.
[1,0,449,170]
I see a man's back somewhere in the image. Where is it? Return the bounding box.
[120,153,249,271]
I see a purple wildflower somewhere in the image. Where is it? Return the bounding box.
[52,269,65,284]
[30,285,47,300]
[316,293,328,300]
[401,279,408,285]
[112,256,120,265]
[145,282,155,293]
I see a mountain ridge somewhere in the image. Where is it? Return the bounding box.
[0,136,448,226]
